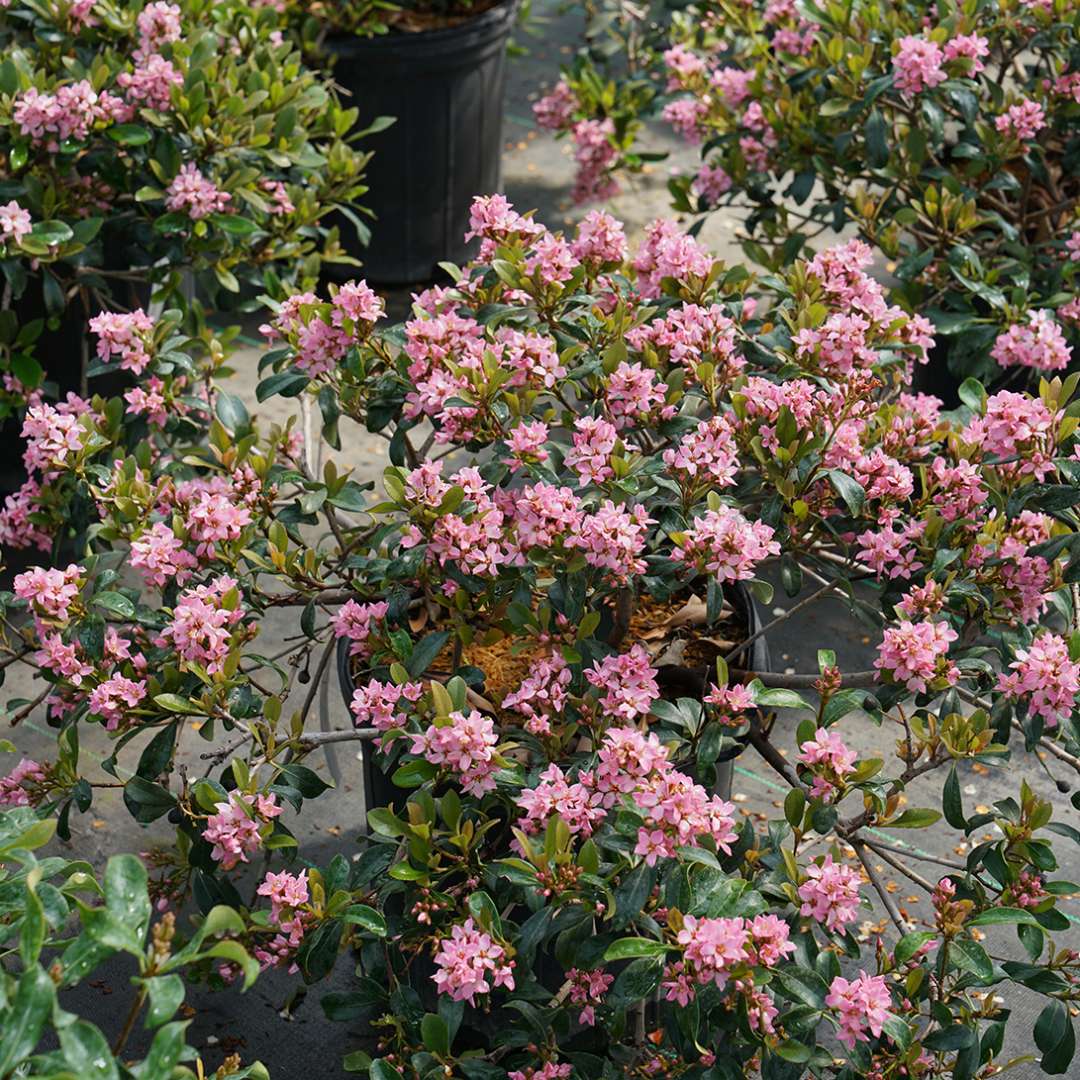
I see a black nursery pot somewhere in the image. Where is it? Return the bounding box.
[337,581,771,815]
[326,0,519,285]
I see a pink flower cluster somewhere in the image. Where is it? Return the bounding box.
[14,81,128,148]
[409,709,499,796]
[826,972,894,1049]
[663,415,739,488]
[159,576,244,675]
[585,645,659,721]
[566,968,614,1026]
[165,164,231,220]
[567,500,652,582]
[88,674,147,730]
[665,913,794,1001]
[998,634,1080,728]
[633,219,714,298]
[892,37,946,97]
[995,99,1047,141]
[255,869,309,971]
[332,599,388,658]
[14,563,83,622]
[798,854,862,932]
[703,682,755,727]
[990,310,1071,371]
[203,791,281,870]
[798,727,857,799]
[432,918,515,1004]
[0,201,31,245]
[0,758,48,807]
[673,506,780,583]
[130,521,198,587]
[502,653,571,736]
[875,619,958,694]
[350,679,424,736]
[89,309,155,374]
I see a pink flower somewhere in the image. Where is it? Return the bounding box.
[130,522,198,587]
[990,310,1071,371]
[692,163,732,204]
[349,679,423,735]
[533,80,576,131]
[703,682,755,727]
[14,563,82,622]
[675,915,749,990]
[89,309,155,374]
[21,404,86,472]
[432,918,515,1004]
[943,34,988,74]
[505,420,550,470]
[569,118,619,204]
[0,759,48,807]
[962,390,1057,480]
[166,164,231,220]
[88,675,147,730]
[998,634,1080,729]
[14,81,108,147]
[633,219,714,298]
[798,855,862,932]
[203,791,281,870]
[663,416,739,488]
[564,416,618,485]
[663,98,709,143]
[502,653,572,736]
[673,506,780,583]
[995,99,1046,141]
[0,201,31,245]
[159,577,244,675]
[410,709,499,796]
[523,231,580,285]
[586,645,659,721]
[516,762,605,839]
[892,36,946,97]
[332,600,388,658]
[332,280,385,326]
[571,210,628,265]
[875,619,958,694]
[567,500,652,581]
[118,54,182,110]
[826,972,893,1049]
[798,727,856,799]
[567,967,613,1027]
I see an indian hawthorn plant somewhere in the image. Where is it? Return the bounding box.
[537,0,1080,387]
[1,197,1080,1076]
[0,0,373,402]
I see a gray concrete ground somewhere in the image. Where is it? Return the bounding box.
[4,1,1078,1074]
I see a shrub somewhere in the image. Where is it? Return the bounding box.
[0,0,372,403]
[0,805,266,1077]
[2,198,1080,1075]
[539,0,1080,386]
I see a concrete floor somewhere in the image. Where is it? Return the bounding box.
[5,1,1077,1074]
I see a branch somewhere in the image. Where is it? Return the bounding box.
[729,668,878,689]
[850,837,912,934]
[722,576,841,665]
[296,728,380,747]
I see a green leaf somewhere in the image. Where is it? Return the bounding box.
[341,905,386,936]
[371,1060,404,1080]
[1035,1000,1075,1074]
[887,808,941,828]
[754,686,811,710]
[145,973,185,1028]
[943,765,967,829]
[783,788,805,829]
[825,469,866,517]
[968,907,1043,928]
[57,1018,120,1080]
[91,591,136,619]
[152,694,203,716]
[0,967,55,1072]
[108,123,152,145]
[132,1020,188,1079]
[256,370,309,402]
[950,938,994,982]
[603,938,668,961]
[103,854,151,941]
[894,931,935,966]
[421,1013,450,1056]
[214,391,250,435]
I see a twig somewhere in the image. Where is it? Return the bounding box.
[723,576,841,664]
[747,722,802,789]
[858,835,969,873]
[850,837,911,934]
[9,686,49,726]
[296,728,380,747]
[860,838,936,892]
[729,667,878,689]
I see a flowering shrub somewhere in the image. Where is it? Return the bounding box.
[539,0,1080,386]
[0,0,372,399]
[2,197,1080,1075]
[0,806,267,1076]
